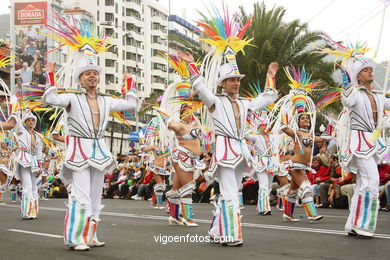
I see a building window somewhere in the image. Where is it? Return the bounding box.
[152,62,167,72]
[126,8,141,19]
[105,59,115,67]
[152,49,160,57]
[105,28,114,36]
[105,0,114,6]
[105,13,114,22]
[152,35,159,44]
[106,74,115,84]
[107,45,117,54]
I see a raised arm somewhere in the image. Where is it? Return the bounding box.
[178,50,219,110]
[248,62,279,112]
[42,62,72,108]
[109,72,141,112]
[281,126,295,139]
[0,115,17,130]
[340,67,358,108]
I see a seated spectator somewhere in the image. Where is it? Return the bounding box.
[242,176,257,205]
[105,164,125,198]
[50,179,68,198]
[307,156,330,207]
[340,173,357,209]
[319,154,342,208]
[131,169,153,200]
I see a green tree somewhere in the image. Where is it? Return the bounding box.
[236,2,341,113]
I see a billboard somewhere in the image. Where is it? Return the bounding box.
[14,1,48,89]
[15,2,47,25]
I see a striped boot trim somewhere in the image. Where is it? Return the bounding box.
[238,193,244,207]
[64,199,89,246]
[168,201,181,219]
[303,201,317,217]
[277,196,285,210]
[20,194,38,218]
[218,200,242,241]
[151,193,157,206]
[352,192,379,233]
[11,193,16,202]
[284,199,296,217]
[257,191,270,213]
[181,203,193,221]
[156,195,163,207]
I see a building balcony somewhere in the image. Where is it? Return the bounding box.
[151,15,167,25]
[125,2,142,13]
[124,45,140,54]
[104,5,115,13]
[151,43,167,51]
[125,16,143,28]
[151,69,166,78]
[104,66,116,75]
[151,82,166,91]
[105,51,118,60]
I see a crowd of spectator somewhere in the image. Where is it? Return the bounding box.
[14,25,47,87]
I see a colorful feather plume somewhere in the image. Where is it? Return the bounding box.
[318,33,370,66]
[46,10,112,53]
[195,2,254,56]
[284,66,321,94]
[315,87,342,110]
[0,42,14,68]
[163,52,191,79]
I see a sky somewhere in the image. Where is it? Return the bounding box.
[160,0,390,63]
[1,0,389,62]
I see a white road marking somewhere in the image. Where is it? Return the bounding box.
[7,229,63,238]
[2,204,390,240]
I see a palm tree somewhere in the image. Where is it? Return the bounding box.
[236,1,338,110]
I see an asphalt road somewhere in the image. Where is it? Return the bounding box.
[1,197,389,260]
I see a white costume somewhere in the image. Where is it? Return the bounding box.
[193,63,277,244]
[42,43,140,248]
[340,58,390,237]
[9,112,43,219]
[43,84,139,247]
[245,133,275,214]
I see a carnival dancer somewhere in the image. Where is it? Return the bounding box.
[191,59,278,245]
[319,35,390,237]
[43,63,139,250]
[155,52,206,226]
[269,66,331,222]
[279,113,329,222]
[0,111,44,219]
[0,141,16,204]
[245,111,276,215]
[42,12,140,250]
[163,104,204,226]
[141,144,170,210]
[38,147,51,200]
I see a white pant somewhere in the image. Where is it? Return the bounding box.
[217,162,247,208]
[209,162,247,242]
[20,166,38,200]
[345,157,379,234]
[71,167,105,218]
[257,171,273,193]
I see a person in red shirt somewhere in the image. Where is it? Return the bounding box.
[308,157,330,206]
